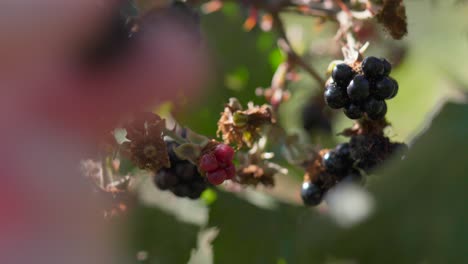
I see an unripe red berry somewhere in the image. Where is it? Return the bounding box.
[199,153,218,172]
[206,169,227,185]
[225,164,236,180]
[214,144,235,165]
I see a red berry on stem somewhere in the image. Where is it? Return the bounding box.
[199,153,219,172]
[206,170,227,185]
[214,144,235,165]
[225,164,236,180]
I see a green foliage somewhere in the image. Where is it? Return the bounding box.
[127,205,200,264]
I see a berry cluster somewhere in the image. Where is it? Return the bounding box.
[154,141,207,199]
[301,137,407,206]
[325,56,399,120]
[199,144,236,185]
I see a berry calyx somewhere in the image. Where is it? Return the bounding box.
[347,75,370,102]
[361,56,385,79]
[373,77,396,100]
[199,153,219,172]
[214,144,235,165]
[301,181,324,206]
[344,103,363,119]
[207,170,227,185]
[332,63,355,86]
[324,83,349,109]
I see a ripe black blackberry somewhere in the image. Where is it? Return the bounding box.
[301,181,324,206]
[324,56,400,121]
[324,83,349,109]
[322,143,353,177]
[154,141,208,199]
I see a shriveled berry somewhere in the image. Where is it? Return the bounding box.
[301,181,324,206]
[373,77,396,100]
[363,98,385,116]
[214,144,235,165]
[206,169,227,185]
[343,103,363,119]
[332,63,355,86]
[367,101,387,120]
[199,154,219,172]
[361,56,385,79]
[347,75,370,102]
[381,58,392,76]
[323,150,352,175]
[387,78,399,99]
[225,164,236,180]
[324,83,349,109]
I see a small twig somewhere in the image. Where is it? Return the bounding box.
[272,12,325,85]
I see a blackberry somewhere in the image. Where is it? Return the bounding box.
[323,147,353,176]
[388,78,399,99]
[324,83,349,109]
[301,101,332,132]
[361,56,385,79]
[332,63,355,86]
[349,135,390,172]
[381,58,392,76]
[367,101,387,120]
[344,103,363,119]
[347,75,370,102]
[363,98,385,117]
[301,181,324,206]
[373,77,396,100]
[154,141,208,199]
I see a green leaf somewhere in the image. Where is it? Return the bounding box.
[174,143,201,163]
[127,205,199,264]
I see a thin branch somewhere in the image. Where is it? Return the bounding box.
[272,12,325,85]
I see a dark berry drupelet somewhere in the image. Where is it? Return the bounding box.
[154,141,208,199]
[324,83,349,109]
[388,78,399,99]
[301,181,324,206]
[361,56,385,79]
[367,101,387,120]
[363,98,385,117]
[373,77,396,100]
[381,58,392,76]
[347,75,370,102]
[323,145,353,177]
[332,63,355,86]
[344,103,363,119]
